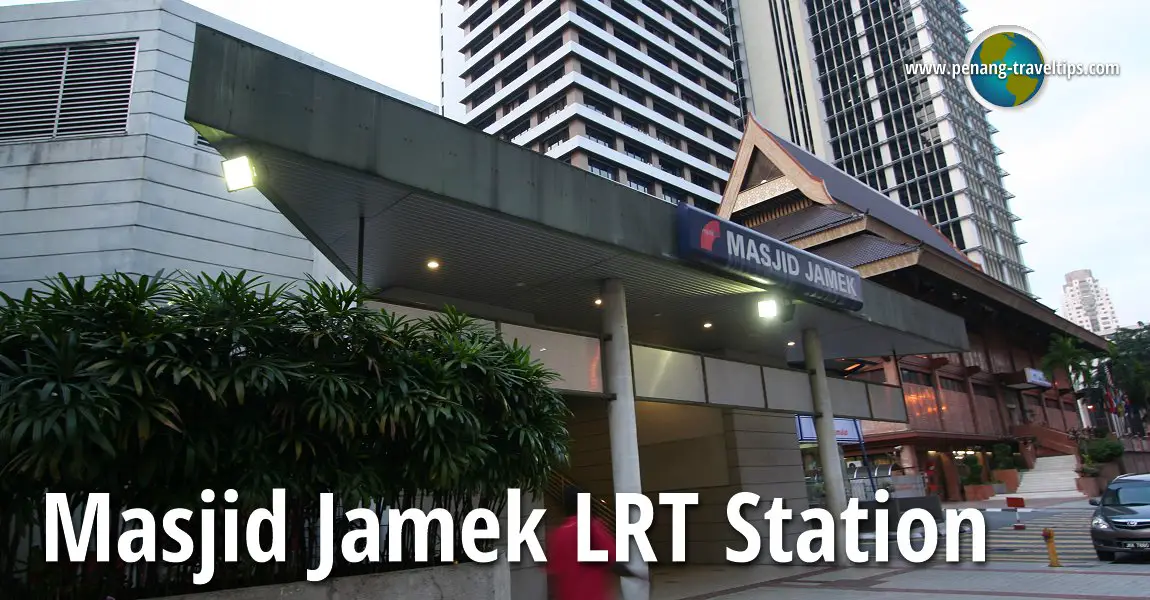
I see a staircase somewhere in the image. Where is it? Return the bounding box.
[994,455,1085,500]
[1012,423,1079,457]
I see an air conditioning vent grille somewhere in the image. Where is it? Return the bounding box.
[0,38,138,143]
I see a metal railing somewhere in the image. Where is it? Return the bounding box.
[544,471,616,526]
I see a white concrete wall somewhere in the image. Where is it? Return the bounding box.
[440,0,468,120]
[0,0,436,295]
[735,0,831,159]
[560,398,809,565]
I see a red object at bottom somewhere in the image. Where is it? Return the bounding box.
[547,516,619,600]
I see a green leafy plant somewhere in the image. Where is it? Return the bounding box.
[0,272,572,598]
[991,443,1015,470]
[1041,334,1095,389]
[1077,461,1101,477]
[1084,438,1125,464]
[961,454,984,486]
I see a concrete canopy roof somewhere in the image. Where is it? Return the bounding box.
[183,26,968,363]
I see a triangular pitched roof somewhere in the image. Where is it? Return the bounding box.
[719,115,975,267]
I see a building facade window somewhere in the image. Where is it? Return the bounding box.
[589,159,617,180]
[447,0,741,208]
[900,369,933,387]
[0,38,138,143]
[939,377,965,393]
[628,176,650,195]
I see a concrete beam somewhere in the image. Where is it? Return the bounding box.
[185,25,676,260]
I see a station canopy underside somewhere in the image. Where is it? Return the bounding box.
[185,25,969,364]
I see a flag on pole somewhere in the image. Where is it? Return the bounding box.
[1102,362,1119,414]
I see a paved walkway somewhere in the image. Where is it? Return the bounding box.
[941,495,1092,511]
[651,561,1150,600]
[649,500,1147,600]
[647,498,1146,600]
[954,507,1099,564]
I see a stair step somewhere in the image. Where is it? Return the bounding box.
[1015,456,1082,497]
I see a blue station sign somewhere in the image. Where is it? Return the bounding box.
[675,203,864,311]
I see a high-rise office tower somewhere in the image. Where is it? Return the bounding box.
[440,0,743,208]
[731,0,1033,294]
[726,0,829,158]
[1061,270,1120,337]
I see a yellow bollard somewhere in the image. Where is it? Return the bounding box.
[1042,527,1062,567]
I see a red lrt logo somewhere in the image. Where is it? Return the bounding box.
[700,220,721,251]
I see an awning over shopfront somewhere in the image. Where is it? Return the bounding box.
[796,416,861,443]
[183,26,968,367]
[1000,368,1054,390]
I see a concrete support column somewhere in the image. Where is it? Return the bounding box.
[600,279,649,600]
[898,444,919,474]
[802,328,849,567]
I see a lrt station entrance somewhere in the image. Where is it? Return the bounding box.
[185,27,969,600]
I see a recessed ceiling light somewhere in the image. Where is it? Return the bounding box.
[594,298,603,306]
[539,348,547,352]
[787,341,796,347]
[703,322,713,329]
[426,260,440,270]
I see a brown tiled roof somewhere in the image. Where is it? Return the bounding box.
[766,132,972,265]
[751,205,862,242]
[808,233,920,268]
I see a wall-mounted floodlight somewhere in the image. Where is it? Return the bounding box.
[758,299,779,319]
[759,295,796,322]
[222,156,256,191]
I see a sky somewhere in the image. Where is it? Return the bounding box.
[2,0,1146,325]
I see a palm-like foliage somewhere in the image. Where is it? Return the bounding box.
[0,271,570,598]
[1104,325,1150,415]
[1040,334,1095,389]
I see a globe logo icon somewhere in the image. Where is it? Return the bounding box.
[965,26,1047,109]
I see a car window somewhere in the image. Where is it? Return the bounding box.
[1102,482,1150,506]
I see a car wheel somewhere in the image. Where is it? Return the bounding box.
[1095,550,1116,562]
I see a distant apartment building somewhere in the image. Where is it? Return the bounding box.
[0,0,438,296]
[730,0,1033,294]
[1061,269,1120,337]
[439,0,742,208]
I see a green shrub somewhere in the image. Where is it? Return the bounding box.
[1084,438,1125,464]
[962,454,984,485]
[992,443,1015,470]
[1077,462,1101,477]
[0,272,572,597]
